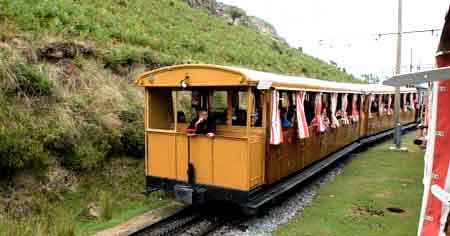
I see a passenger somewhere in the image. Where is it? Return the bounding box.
[281,109,293,129]
[321,108,331,130]
[186,110,216,137]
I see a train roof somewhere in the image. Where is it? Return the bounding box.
[136,64,417,94]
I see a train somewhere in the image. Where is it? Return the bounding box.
[135,64,422,213]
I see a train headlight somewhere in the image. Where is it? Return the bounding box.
[181,75,190,89]
[181,79,188,89]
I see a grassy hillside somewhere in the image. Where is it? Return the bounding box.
[0,0,358,235]
[0,0,355,81]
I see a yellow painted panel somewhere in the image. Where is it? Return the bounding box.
[249,141,265,188]
[190,136,213,185]
[176,134,188,181]
[147,133,176,179]
[213,138,249,190]
[139,66,246,87]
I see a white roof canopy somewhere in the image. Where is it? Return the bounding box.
[224,66,416,94]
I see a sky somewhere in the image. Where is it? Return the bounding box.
[220,0,449,79]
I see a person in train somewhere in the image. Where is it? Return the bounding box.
[186,110,216,137]
[281,108,293,129]
[321,108,331,130]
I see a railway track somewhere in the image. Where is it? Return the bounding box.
[131,203,246,236]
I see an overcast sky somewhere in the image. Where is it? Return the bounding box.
[220,0,449,79]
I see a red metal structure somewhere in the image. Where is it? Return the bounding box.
[418,5,450,236]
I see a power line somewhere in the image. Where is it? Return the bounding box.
[316,27,442,44]
[376,28,442,38]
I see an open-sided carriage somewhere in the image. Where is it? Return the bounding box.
[135,64,420,211]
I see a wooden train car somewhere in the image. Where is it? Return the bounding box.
[135,64,420,211]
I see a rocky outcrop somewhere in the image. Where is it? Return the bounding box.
[185,0,221,15]
[184,0,286,43]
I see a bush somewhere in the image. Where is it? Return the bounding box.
[44,123,115,170]
[103,45,179,74]
[119,106,144,158]
[4,62,54,97]
[0,126,50,174]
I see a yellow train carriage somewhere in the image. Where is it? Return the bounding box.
[135,64,419,209]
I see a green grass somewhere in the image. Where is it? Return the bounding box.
[0,158,169,236]
[276,133,424,236]
[0,0,357,82]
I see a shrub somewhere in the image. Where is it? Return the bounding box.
[46,123,113,170]
[103,45,141,73]
[4,63,54,97]
[104,45,179,73]
[0,126,50,174]
[119,105,144,158]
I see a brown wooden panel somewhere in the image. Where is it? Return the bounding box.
[249,141,265,188]
[296,139,306,171]
[280,130,298,177]
[304,127,320,167]
[266,146,281,184]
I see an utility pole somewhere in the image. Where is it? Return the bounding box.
[410,48,414,72]
[391,0,407,151]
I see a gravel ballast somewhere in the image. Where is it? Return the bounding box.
[211,163,345,236]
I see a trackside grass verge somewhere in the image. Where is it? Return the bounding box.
[0,158,170,236]
[276,133,424,236]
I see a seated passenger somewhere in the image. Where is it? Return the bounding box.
[281,110,293,129]
[321,108,331,130]
[312,108,331,131]
[186,110,216,137]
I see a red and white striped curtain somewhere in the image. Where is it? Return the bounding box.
[331,93,340,128]
[387,94,393,115]
[410,93,415,110]
[314,93,326,132]
[295,91,310,139]
[378,94,384,116]
[341,93,350,125]
[402,93,408,112]
[351,94,359,122]
[270,90,283,145]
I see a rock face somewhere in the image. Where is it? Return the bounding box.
[184,0,286,43]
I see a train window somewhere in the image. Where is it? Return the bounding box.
[149,89,175,130]
[346,94,353,115]
[304,92,315,126]
[212,91,228,125]
[336,94,342,120]
[322,93,331,117]
[400,94,405,111]
[251,89,263,127]
[176,91,195,123]
[279,91,295,129]
[322,93,331,129]
[231,91,248,126]
[370,95,379,114]
[383,95,390,112]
